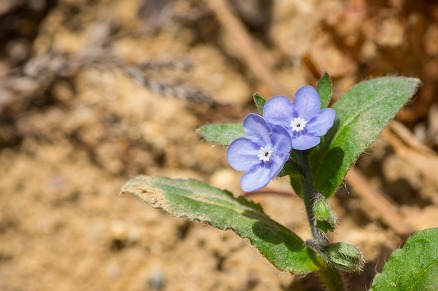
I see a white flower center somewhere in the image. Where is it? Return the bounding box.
[257,146,273,162]
[290,117,307,132]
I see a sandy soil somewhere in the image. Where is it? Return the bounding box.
[0,0,437,290]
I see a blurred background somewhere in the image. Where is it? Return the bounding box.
[0,0,437,290]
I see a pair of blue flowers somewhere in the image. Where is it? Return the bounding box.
[227,86,335,192]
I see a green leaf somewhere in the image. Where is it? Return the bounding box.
[311,77,421,198]
[198,123,244,146]
[121,175,322,274]
[371,228,438,291]
[253,92,266,115]
[317,72,332,108]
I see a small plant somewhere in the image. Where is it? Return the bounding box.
[121,73,438,290]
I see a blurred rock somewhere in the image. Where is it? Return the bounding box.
[424,24,438,56]
[209,168,241,194]
[406,205,438,230]
[109,220,141,250]
[374,17,404,47]
[147,268,165,291]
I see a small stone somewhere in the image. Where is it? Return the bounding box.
[106,262,120,278]
[424,25,438,56]
[209,168,241,194]
[147,268,165,291]
[374,18,404,47]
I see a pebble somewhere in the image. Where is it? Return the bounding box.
[147,268,165,291]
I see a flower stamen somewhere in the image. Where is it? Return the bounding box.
[257,146,273,162]
[290,117,307,132]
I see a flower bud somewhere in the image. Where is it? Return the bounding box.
[313,197,337,232]
[320,242,365,272]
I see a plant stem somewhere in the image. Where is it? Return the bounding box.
[295,150,327,243]
[318,266,347,291]
[295,150,346,291]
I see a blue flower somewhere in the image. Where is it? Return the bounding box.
[227,114,291,192]
[263,86,335,150]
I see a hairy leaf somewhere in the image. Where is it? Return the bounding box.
[371,228,438,291]
[311,77,420,198]
[121,176,322,274]
[198,123,244,146]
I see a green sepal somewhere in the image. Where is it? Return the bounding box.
[316,221,335,233]
[253,92,266,115]
[313,197,337,232]
[314,242,364,272]
[316,72,333,108]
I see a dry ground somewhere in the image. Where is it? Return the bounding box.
[0,0,437,290]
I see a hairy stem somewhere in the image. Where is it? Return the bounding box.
[318,266,347,291]
[295,150,327,243]
[295,150,346,291]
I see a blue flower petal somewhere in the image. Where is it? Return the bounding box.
[269,152,290,178]
[243,114,272,147]
[263,96,294,129]
[227,84,336,192]
[271,124,292,153]
[292,86,321,121]
[292,134,320,150]
[307,108,336,136]
[240,163,271,192]
[227,138,260,171]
